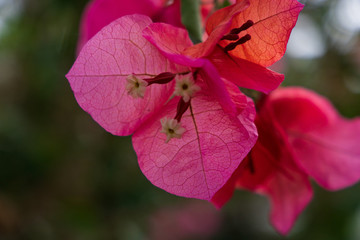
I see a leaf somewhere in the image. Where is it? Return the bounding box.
[181,0,203,44]
[132,81,257,200]
[66,15,186,136]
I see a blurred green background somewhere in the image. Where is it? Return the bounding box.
[0,0,359,239]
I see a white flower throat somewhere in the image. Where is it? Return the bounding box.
[126,71,200,143]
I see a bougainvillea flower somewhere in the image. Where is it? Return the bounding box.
[213,87,360,234]
[66,14,258,200]
[77,0,183,52]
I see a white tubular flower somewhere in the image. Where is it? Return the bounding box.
[173,73,200,102]
[126,74,148,98]
[160,117,186,143]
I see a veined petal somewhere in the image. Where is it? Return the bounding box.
[66,15,186,136]
[220,0,304,67]
[211,85,257,208]
[184,0,250,58]
[270,87,360,190]
[132,81,257,200]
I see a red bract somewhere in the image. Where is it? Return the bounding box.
[66,15,257,200]
[217,87,360,234]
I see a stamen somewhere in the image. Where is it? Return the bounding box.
[160,117,186,143]
[173,73,200,102]
[221,20,254,41]
[229,20,254,35]
[224,34,251,52]
[126,74,148,98]
[248,151,255,174]
[144,72,176,85]
[174,98,190,122]
[221,34,239,41]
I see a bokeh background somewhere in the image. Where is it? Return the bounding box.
[0,0,359,239]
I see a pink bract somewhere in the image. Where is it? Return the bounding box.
[227,87,360,234]
[66,14,258,200]
[77,0,183,52]
[270,88,360,190]
[67,0,304,201]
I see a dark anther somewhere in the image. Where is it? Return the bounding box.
[135,82,140,88]
[224,34,251,52]
[182,84,188,90]
[220,34,240,41]
[144,72,176,85]
[221,20,253,42]
[168,128,175,134]
[192,70,199,80]
[229,20,254,35]
[174,98,191,122]
[248,151,255,174]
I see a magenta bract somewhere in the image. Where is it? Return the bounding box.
[234,87,360,234]
[66,14,258,200]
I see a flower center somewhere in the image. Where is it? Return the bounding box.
[160,117,186,143]
[174,73,201,102]
[126,74,148,98]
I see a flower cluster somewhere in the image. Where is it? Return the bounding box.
[66,0,360,234]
